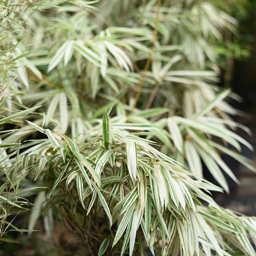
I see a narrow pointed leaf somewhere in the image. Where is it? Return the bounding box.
[168,117,183,153]
[126,141,137,181]
[0,106,39,125]
[103,112,111,150]
[76,174,85,208]
[98,238,110,256]
[113,206,134,247]
[48,41,69,72]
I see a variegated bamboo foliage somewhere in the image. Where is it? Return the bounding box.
[1,0,256,255]
[7,0,253,190]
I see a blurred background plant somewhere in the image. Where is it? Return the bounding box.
[1,0,256,255]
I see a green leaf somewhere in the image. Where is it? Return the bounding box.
[74,41,100,66]
[192,89,231,119]
[0,238,20,244]
[27,120,45,133]
[98,42,107,78]
[83,186,93,200]
[49,158,72,197]
[65,171,77,189]
[0,143,20,148]
[91,181,112,226]
[129,206,142,256]
[152,197,169,238]
[144,195,152,242]
[104,41,132,71]
[210,141,255,172]
[75,158,92,190]
[48,41,69,72]
[199,211,237,233]
[76,174,85,208]
[102,112,111,150]
[0,106,39,125]
[197,146,229,192]
[98,238,110,256]
[184,140,202,178]
[22,57,42,79]
[0,196,22,209]
[113,205,134,247]
[102,176,120,188]
[161,167,179,208]
[168,117,183,153]
[95,149,113,176]
[197,214,224,256]
[174,116,245,151]
[109,183,120,206]
[34,157,48,180]
[87,190,97,215]
[64,41,74,66]
[134,108,168,119]
[57,133,100,186]
[121,188,138,214]
[45,129,64,160]
[28,192,45,234]
[121,211,134,256]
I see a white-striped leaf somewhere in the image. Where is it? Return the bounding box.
[121,211,134,256]
[98,238,110,256]
[129,206,142,256]
[138,170,147,211]
[98,43,107,78]
[184,140,202,178]
[161,167,179,208]
[87,190,97,215]
[113,205,134,247]
[28,192,45,234]
[75,157,92,190]
[46,94,60,126]
[135,108,168,119]
[45,129,65,160]
[144,195,152,242]
[0,196,22,209]
[199,211,237,233]
[152,200,169,238]
[168,117,183,153]
[197,146,229,192]
[48,41,69,72]
[57,133,100,186]
[0,106,39,125]
[121,188,138,214]
[126,141,137,181]
[95,149,113,175]
[197,214,224,256]
[64,41,74,66]
[154,164,169,210]
[76,174,85,208]
[66,171,77,190]
[74,41,100,66]
[91,181,112,226]
[104,41,132,71]
[22,57,43,79]
[192,89,231,119]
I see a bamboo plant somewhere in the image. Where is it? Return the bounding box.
[1,0,256,255]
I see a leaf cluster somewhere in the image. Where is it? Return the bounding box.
[1,0,256,255]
